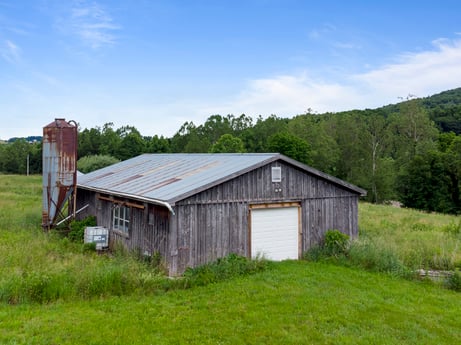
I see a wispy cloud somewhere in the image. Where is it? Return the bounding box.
[333,41,361,50]
[308,23,336,40]
[1,39,21,63]
[199,73,361,117]
[355,38,461,101]
[200,38,461,117]
[60,1,120,49]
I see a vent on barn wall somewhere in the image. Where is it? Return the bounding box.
[42,118,78,231]
[271,166,282,182]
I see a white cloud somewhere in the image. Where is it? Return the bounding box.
[1,39,21,63]
[60,1,119,48]
[202,38,461,118]
[199,73,361,117]
[355,38,461,101]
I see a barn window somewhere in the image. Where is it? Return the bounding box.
[113,205,130,234]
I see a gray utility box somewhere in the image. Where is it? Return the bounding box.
[84,226,109,250]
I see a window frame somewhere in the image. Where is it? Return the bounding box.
[112,204,130,235]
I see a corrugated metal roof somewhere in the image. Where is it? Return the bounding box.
[77,153,275,203]
[77,153,366,206]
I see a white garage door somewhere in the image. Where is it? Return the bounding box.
[251,206,300,260]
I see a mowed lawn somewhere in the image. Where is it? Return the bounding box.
[1,260,460,345]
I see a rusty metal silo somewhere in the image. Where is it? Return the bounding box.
[42,118,78,230]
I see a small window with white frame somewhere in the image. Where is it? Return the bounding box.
[272,166,282,182]
[113,204,130,234]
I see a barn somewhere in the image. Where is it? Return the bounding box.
[76,153,366,275]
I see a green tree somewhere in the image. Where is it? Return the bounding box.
[170,122,207,152]
[390,98,438,165]
[1,139,30,174]
[267,132,311,165]
[28,142,42,174]
[230,114,253,134]
[444,135,461,212]
[78,127,102,158]
[209,134,246,153]
[243,115,288,152]
[115,126,146,160]
[199,114,233,145]
[145,135,170,153]
[99,123,121,157]
[363,112,395,203]
[327,112,369,184]
[287,114,339,174]
[396,151,454,213]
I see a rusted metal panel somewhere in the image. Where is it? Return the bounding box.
[42,118,78,229]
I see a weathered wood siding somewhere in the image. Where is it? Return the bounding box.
[79,159,361,276]
[169,202,249,275]
[76,189,170,261]
[169,161,359,274]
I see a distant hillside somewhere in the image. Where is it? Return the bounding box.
[378,87,461,134]
[422,87,461,134]
[422,87,461,107]
[7,136,42,143]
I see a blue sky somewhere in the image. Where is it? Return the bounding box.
[1,0,461,140]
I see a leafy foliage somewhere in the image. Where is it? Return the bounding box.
[0,139,41,174]
[324,229,350,256]
[268,132,312,165]
[209,134,246,153]
[68,216,97,243]
[77,154,120,173]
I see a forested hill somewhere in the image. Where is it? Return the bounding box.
[378,87,461,134]
[422,87,461,134]
[1,87,461,215]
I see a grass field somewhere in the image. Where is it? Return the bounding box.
[0,175,460,344]
[1,261,460,345]
[358,203,461,271]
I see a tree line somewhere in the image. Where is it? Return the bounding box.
[1,88,461,214]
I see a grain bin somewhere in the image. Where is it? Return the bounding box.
[42,118,78,230]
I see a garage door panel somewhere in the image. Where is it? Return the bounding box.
[251,206,299,261]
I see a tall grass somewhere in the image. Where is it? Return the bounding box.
[0,175,162,303]
[358,203,461,271]
[0,227,154,303]
[0,175,270,304]
[305,203,461,288]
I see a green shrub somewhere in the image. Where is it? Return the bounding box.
[68,216,97,243]
[77,155,119,173]
[303,230,350,262]
[324,229,350,256]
